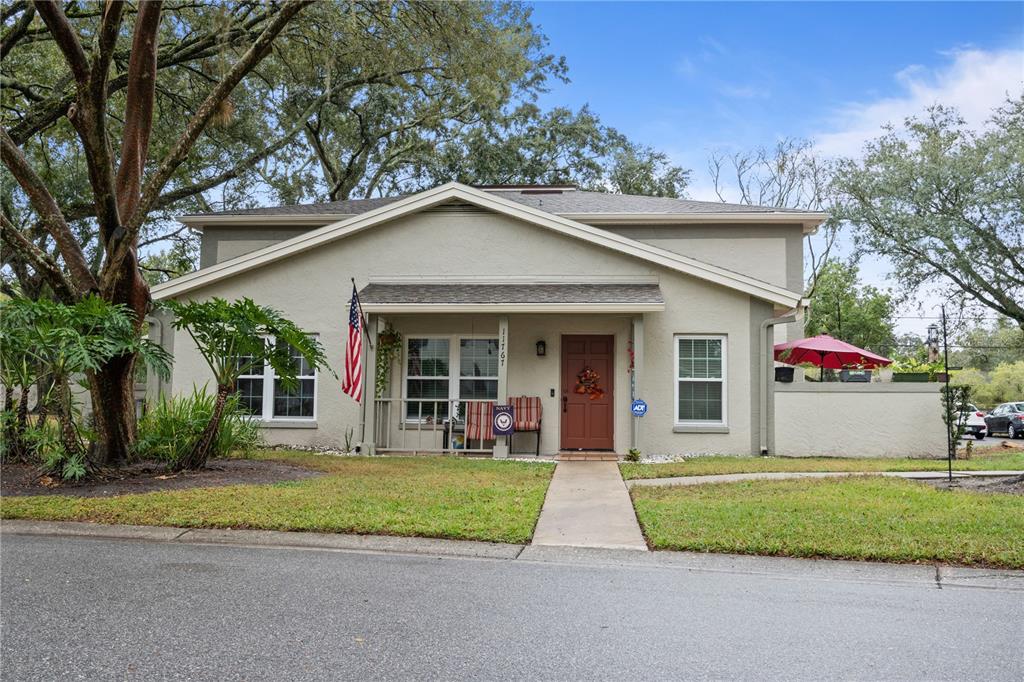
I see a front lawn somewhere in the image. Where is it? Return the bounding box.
[0,452,554,544]
[620,450,1024,480]
[632,476,1024,568]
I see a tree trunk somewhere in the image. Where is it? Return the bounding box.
[13,386,31,461]
[87,353,139,465]
[56,377,84,460]
[177,383,231,471]
[90,257,149,465]
[2,386,17,462]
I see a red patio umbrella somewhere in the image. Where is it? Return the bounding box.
[774,334,892,378]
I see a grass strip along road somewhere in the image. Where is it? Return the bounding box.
[1,453,554,544]
[632,475,1024,568]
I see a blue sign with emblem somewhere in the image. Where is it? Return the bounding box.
[492,405,515,436]
[630,399,648,417]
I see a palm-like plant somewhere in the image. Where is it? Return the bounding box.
[164,298,331,470]
[0,296,172,469]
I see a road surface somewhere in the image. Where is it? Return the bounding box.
[2,533,1021,680]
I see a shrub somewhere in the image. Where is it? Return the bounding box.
[26,419,87,482]
[625,448,642,462]
[135,388,264,466]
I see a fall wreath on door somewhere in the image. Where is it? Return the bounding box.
[574,366,605,400]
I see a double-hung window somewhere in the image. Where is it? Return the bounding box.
[404,336,499,422]
[675,335,727,426]
[235,337,318,421]
[405,338,451,421]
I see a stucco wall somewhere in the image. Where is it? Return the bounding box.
[774,383,946,457]
[167,207,777,455]
[603,223,804,292]
[199,226,314,268]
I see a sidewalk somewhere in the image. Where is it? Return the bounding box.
[627,469,1024,488]
[531,461,647,550]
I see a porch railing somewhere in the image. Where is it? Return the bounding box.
[372,398,495,454]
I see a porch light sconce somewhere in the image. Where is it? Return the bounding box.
[536,340,547,357]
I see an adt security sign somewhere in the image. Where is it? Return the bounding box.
[630,399,648,418]
[492,405,515,436]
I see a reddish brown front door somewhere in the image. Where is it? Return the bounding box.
[560,335,614,451]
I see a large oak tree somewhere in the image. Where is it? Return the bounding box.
[834,97,1024,329]
[1,0,312,463]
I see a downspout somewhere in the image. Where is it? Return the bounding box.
[759,311,798,456]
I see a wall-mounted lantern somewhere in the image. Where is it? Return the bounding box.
[536,340,547,357]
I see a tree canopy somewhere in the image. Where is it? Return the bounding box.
[804,260,897,356]
[834,97,1024,329]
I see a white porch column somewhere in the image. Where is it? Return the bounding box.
[492,315,510,459]
[631,314,645,452]
[358,314,379,455]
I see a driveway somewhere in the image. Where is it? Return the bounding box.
[2,533,1022,681]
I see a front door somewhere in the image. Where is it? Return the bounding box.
[560,335,614,450]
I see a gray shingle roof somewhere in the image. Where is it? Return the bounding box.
[358,283,663,306]
[185,188,814,219]
[490,190,811,214]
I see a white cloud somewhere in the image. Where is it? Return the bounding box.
[717,84,771,99]
[814,47,1024,157]
[675,57,697,78]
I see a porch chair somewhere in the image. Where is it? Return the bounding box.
[510,395,543,456]
[464,401,495,450]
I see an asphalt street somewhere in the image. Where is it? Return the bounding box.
[2,534,1022,681]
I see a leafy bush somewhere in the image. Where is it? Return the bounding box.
[952,361,1024,408]
[625,448,642,462]
[135,388,264,466]
[26,420,87,482]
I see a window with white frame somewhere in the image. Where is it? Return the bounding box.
[405,336,499,422]
[235,337,318,421]
[675,335,727,425]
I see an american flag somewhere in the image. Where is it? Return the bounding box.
[341,284,363,402]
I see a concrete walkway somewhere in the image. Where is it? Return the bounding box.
[531,461,647,551]
[627,469,1024,488]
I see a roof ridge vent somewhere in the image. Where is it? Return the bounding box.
[475,184,577,194]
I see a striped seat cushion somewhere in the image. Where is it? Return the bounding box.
[510,396,542,431]
[464,401,494,441]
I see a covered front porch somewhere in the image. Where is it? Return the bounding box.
[356,282,663,458]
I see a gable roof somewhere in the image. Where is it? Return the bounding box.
[179,186,828,232]
[152,182,804,307]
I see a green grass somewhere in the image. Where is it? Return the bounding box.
[631,476,1024,568]
[0,452,555,544]
[620,450,1024,480]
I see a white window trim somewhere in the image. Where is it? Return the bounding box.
[674,334,728,427]
[236,334,318,422]
[402,334,499,423]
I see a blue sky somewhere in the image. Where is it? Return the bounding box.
[529,1,1021,181]
[527,1,1023,333]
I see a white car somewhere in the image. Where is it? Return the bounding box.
[958,404,987,440]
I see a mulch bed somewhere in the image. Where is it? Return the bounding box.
[1,459,323,498]
[919,474,1024,496]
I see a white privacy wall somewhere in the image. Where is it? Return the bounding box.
[773,383,947,458]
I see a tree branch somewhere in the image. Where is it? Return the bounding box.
[0,213,76,300]
[115,1,163,220]
[32,1,89,84]
[106,0,312,286]
[0,3,35,60]
[1,126,97,293]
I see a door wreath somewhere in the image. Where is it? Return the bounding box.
[574,366,605,400]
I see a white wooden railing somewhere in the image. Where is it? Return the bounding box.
[372,398,494,454]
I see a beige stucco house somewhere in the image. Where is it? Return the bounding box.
[153,182,927,459]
